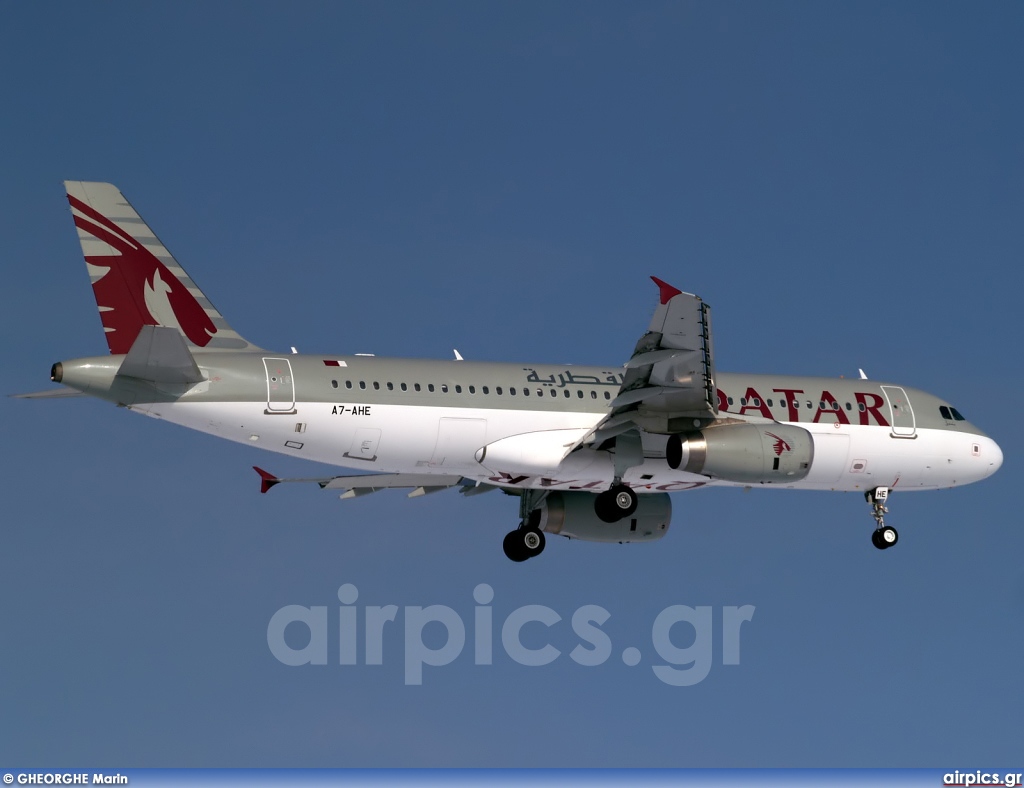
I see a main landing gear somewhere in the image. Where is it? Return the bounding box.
[594,483,638,523]
[502,526,546,563]
[866,486,899,550]
[502,492,547,563]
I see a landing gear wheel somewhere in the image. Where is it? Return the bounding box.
[503,530,529,562]
[595,491,619,523]
[595,485,638,523]
[503,528,545,562]
[522,528,545,558]
[612,485,639,518]
[871,526,899,550]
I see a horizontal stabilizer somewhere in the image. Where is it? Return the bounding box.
[117,325,204,385]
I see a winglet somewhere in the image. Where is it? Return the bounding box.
[253,466,280,494]
[651,276,682,305]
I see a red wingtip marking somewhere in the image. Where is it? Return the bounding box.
[650,276,682,305]
[253,466,279,494]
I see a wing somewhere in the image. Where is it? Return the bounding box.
[10,389,87,399]
[253,467,498,499]
[585,277,718,446]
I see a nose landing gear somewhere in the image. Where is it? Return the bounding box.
[866,487,899,550]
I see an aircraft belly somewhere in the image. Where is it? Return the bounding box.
[127,404,974,495]
[144,401,605,475]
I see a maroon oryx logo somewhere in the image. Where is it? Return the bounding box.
[764,431,792,456]
[68,194,217,354]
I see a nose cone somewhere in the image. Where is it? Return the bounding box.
[983,436,1003,478]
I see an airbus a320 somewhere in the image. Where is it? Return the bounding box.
[23,182,1003,561]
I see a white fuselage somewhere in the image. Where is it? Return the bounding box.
[133,383,1001,496]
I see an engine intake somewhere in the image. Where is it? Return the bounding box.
[666,423,813,484]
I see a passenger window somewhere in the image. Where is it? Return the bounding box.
[454,385,462,393]
[509,387,515,395]
[767,399,773,407]
[469,386,476,394]
[359,381,366,390]
[428,384,435,392]
[331,380,338,389]
[537,389,544,397]
[414,383,421,392]
[779,399,787,408]
[386,382,393,391]
[858,402,866,412]
[401,383,408,391]
[793,400,799,408]
[577,390,584,398]
[727,397,734,405]
[845,402,852,410]
[496,387,502,395]
[753,398,761,407]
[550,389,557,398]
[740,397,747,406]
[372,381,380,390]
[591,391,597,399]
[523,388,529,397]
[441,384,449,393]
[346,381,353,389]
[604,391,611,400]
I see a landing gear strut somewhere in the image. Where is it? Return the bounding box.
[502,491,548,562]
[866,487,899,550]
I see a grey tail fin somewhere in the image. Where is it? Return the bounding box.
[65,181,261,354]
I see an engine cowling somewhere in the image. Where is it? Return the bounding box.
[534,491,671,543]
[666,423,813,484]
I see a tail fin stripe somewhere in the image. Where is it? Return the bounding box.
[69,195,141,249]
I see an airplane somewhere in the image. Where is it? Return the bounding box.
[21,181,1003,562]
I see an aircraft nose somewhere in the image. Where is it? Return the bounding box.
[981,436,1003,478]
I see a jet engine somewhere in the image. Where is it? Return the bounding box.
[665,423,813,484]
[533,491,671,543]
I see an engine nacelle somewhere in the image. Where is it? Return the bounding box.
[534,491,671,543]
[666,423,813,484]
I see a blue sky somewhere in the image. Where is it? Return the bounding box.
[2,2,1022,767]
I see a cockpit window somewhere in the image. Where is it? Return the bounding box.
[950,407,966,421]
[939,406,952,420]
